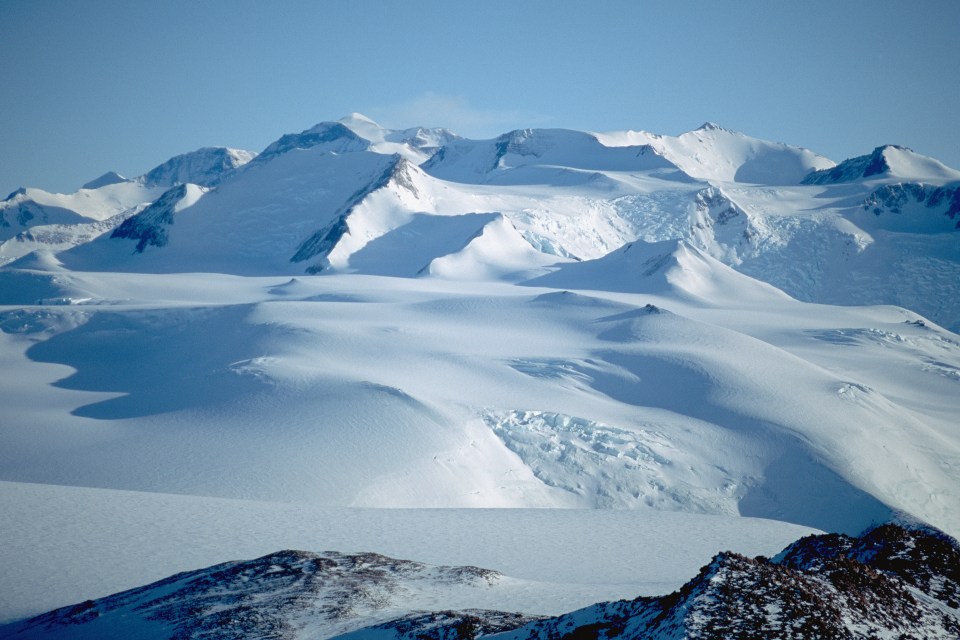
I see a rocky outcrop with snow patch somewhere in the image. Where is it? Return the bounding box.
[254,122,371,166]
[803,145,960,185]
[0,189,93,239]
[0,551,518,640]
[494,523,960,640]
[110,183,205,252]
[861,181,960,230]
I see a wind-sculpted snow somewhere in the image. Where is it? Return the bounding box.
[1,268,958,535]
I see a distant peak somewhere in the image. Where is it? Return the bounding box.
[81,170,128,190]
[141,147,254,188]
[3,186,27,201]
[305,121,359,136]
[696,121,725,132]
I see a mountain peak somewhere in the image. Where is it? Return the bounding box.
[255,122,370,164]
[81,171,128,191]
[696,121,726,132]
[803,144,960,185]
[3,187,27,202]
[141,147,255,188]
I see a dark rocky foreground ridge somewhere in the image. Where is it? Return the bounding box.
[2,523,958,639]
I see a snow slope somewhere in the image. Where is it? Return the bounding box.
[1,267,957,537]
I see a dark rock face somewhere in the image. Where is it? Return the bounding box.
[802,145,903,185]
[0,550,512,640]
[862,182,960,226]
[3,524,958,639]
[110,184,192,252]
[351,610,542,640]
[500,523,960,640]
[778,522,960,610]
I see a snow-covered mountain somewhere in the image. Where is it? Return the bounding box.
[7,114,957,328]
[802,144,960,185]
[2,114,959,631]
[0,145,254,265]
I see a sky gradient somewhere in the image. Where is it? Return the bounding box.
[2,0,958,195]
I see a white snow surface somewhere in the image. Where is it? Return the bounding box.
[2,115,960,628]
[0,480,817,624]
[594,122,836,185]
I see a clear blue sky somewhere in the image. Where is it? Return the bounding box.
[2,0,958,195]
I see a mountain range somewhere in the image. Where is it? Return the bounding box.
[1,114,958,636]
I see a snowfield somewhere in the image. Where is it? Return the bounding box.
[0,114,958,629]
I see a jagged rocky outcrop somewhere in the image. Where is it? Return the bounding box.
[344,610,539,640]
[110,184,203,252]
[4,524,957,639]
[495,522,960,640]
[862,181,960,227]
[803,145,910,184]
[0,551,515,640]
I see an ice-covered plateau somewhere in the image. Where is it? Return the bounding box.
[1,113,958,636]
